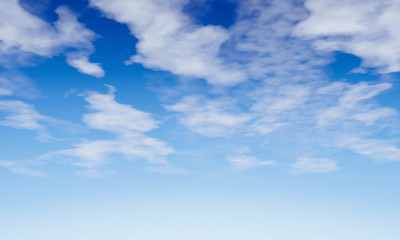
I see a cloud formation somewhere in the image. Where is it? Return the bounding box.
[165,95,251,137]
[89,0,245,85]
[0,0,104,77]
[1,0,399,177]
[294,0,400,73]
[43,86,173,170]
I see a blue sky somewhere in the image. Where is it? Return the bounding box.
[1,0,400,239]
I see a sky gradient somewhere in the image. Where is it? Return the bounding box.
[1,0,400,239]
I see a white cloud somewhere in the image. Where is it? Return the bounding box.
[289,157,338,174]
[89,0,245,86]
[227,155,276,170]
[245,80,399,165]
[48,133,173,168]
[165,95,251,137]
[0,100,53,140]
[0,0,103,77]
[336,137,400,162]
[294,0,400,73]
[42,86,174,170]
[250,84,310,135]
[82,85,158,133]
[66,54,105,78]
[317,82,396,126]
[2,0,399,176]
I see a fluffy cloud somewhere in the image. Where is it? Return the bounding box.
[0,0,104,77]
[289,157,338,174]
[165,95,251,137]
[66,54,105,78]
[89,0,245,86]
[82,85,158,133]
[294,0,400,73]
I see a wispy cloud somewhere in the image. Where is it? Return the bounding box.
[336,136,400,162]
[0,88,13,96]
[0,99,53,140]
[249,84,311,135]
[0,160,46,177]
[289,157,339,174]
[0,74,39,98]
[227,155,276,170]
[42,86,174,171]
[229,0,328,82]
[165,95,251,137]
[316,82,396,126]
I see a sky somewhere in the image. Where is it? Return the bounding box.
[1,0,400,239]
